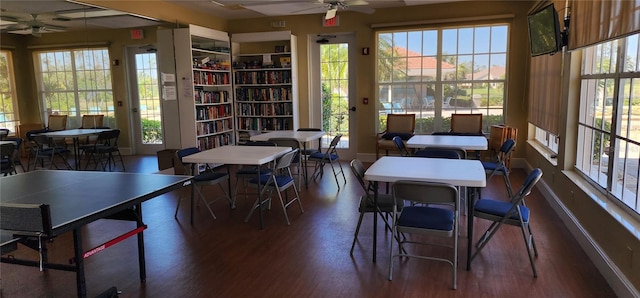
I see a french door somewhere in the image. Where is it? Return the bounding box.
[309,33,357,160]
[126,46,164,155]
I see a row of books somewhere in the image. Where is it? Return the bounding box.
[194,90,229,104]
[237,117,291,131]
[234,70,292,85]
[236,102,293,116]
[196,105,232,120]
[193,59,230,70]
[193,71,230,85]
[197,133,233,151]
[196,118,233,136]
[235,87,292,102]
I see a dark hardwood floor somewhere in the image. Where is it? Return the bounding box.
[1,155,616,297]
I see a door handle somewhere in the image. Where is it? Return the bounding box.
[349,106,356,112]
[132,107,138,113]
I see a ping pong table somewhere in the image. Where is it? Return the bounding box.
[0,170,191,297]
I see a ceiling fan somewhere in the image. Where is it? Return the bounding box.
[213,0,375,19]
[1,13,67,37]
[319,0,374,19]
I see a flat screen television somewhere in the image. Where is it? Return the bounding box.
[527,3,563,57]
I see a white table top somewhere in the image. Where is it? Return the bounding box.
[406,134,488,150]
[364,156,486,187]
[250,130,324,142]
[38,128,111,138]
[183,145,291,165]
[0,140,17,145]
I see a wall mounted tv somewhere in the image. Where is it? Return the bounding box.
[527,3,563,57]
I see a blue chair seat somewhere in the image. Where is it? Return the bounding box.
[482,161,506,172]
[474,199,530,222]
[236,167,272,175]
[309,152,338,161]
[397,206,454,231]
[194,171,228,182]
[249,174,294,188]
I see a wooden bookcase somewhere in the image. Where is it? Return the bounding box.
[231,31,298,143]
[158,25,234,150]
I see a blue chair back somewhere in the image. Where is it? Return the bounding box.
[414,149,461,159]
[177,147,200,160]
[516,168,543,199]
[500,139,516,154]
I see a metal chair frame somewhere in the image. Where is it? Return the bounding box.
[470,168,543,277]
[309,134,346,189]
[388,180,459,290]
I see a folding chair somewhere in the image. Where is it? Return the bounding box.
[175,147,232,220]
[0,143,17,176]
[27,135,72,170]
[82,129,125,171]
[470,168,543,277]
[392,136,411,156]
[0,203,53,271]
[413,147,466,159]
[349,159,404,255]
[234,141,275,202]
[388,180,459,290]
[297,128,322,156]
[268,137,303,188]
[24,128,48,170]
[5,137,26,172]
[246,148,303,225]
[482,138,516,197]
[413,147,468,215]
[309,134,346,189]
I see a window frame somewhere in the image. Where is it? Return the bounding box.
[576,34,640,216]
[533,126,559,154]
[375,23,509,134]
[33,47,115,129]
[0,50,19,132]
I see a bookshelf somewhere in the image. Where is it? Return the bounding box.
[158,25,234,150]
[231,31,298,143]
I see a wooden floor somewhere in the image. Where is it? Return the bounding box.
[0,155,616,297]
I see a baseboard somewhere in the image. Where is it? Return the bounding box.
[522,163,640,298]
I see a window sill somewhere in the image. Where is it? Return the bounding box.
[526,140,557,166]
[562,170,640,241]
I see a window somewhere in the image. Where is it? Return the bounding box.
[0,50,19,132]
[577,34,640,214]
[34,48,114,128]
[534,126,559,154]
[376,24,508,133]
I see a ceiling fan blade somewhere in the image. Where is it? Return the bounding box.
[344,0,369,6]
[0,16,20,23]
[346,5,375,14]
[2,23,29,31]
[42,24,66,31]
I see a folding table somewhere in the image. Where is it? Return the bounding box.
[364,156,486,266]
[182,145,291,229]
